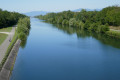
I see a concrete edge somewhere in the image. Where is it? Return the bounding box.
[0,39,21,80]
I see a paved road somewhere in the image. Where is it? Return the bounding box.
[0,26,15,63]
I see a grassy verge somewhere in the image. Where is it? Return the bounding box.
[0,33,8,45]
[110,26,120,30]
[106,30,120,39]
[0,31,18,70]
[0,27,12,32]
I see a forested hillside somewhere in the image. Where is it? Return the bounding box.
[36,6,120,33]
[0,9,26,28]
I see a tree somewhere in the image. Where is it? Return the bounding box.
[69,18,76,26]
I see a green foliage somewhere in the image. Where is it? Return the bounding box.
[89,22,101,31]
[99,6,120,26]
[106,31,120,39]
[69,18,76,26]
[18,32,27,41]
[97,25,109,33]
[79,21,84,29]
[0,9,26,28]
[17,17,30,41]
[36,6,120,35]
[57,17,63,24]
[62,19,69,25]
[84,21,90,29]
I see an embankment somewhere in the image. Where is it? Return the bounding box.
[0,40,21,80]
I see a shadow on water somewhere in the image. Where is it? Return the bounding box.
[20,38,27,48]
[51,24,120,49]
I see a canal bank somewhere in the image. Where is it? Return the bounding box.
[10,18,120,80]
[0,40,21,80]
[0,17,30,80]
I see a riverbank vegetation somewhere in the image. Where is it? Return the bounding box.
[0,9,31,70]
[17,17,30,41]
[0,17,30,70]
[0,8,31,43]
[36,6,120,38]
[106,31,120,39]
[0,9,27,45]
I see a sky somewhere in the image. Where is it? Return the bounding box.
[0,0,120,13]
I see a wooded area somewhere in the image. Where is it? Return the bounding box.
[0,9,26,28]
[36,6,120,33]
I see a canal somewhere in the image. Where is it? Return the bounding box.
[10,18,120,80]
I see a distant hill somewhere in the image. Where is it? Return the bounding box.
[24,8,102,17]
[24,11,49,17]
[73,8,102,12]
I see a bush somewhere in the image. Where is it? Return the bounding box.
[69,18,76,26]
[57,17,63,24]
[79,21,84,29]
[18,32,27,41]
[97,25,109,33]
[17,17,30,41]
[84,21,90,29]
[62,19,68,25]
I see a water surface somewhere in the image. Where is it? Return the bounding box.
[10,18,120,80]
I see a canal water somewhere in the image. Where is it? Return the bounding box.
[10,18,120,80]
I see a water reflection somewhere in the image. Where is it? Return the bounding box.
[20,38,27,48]
[52,24,120,49]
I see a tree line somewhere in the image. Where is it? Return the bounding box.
[17,17,30,41]
[0,9,26,28]
[0,8,31,42]
[36,6,120,33]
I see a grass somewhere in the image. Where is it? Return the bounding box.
[0,33,8,45]
[0,27,12,32]
[0,30,18,70]
[106,30,120,39]
[0,26,12,45]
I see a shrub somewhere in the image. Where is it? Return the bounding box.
[97,25,109,33]
[79,21,84,29]
[69,18,76,27]
[17,17,30,41]
[18,32,27,41]
[62,19,68,25]
[84,21,90,29]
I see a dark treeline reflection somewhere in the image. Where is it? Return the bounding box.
[20,38,27,48]
[52,24,120,49]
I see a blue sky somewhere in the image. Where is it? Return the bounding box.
[0,0,120,13]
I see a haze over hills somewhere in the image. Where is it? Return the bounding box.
[24,8,102,17]
[23,11,49,17]
[73,8,102,12]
